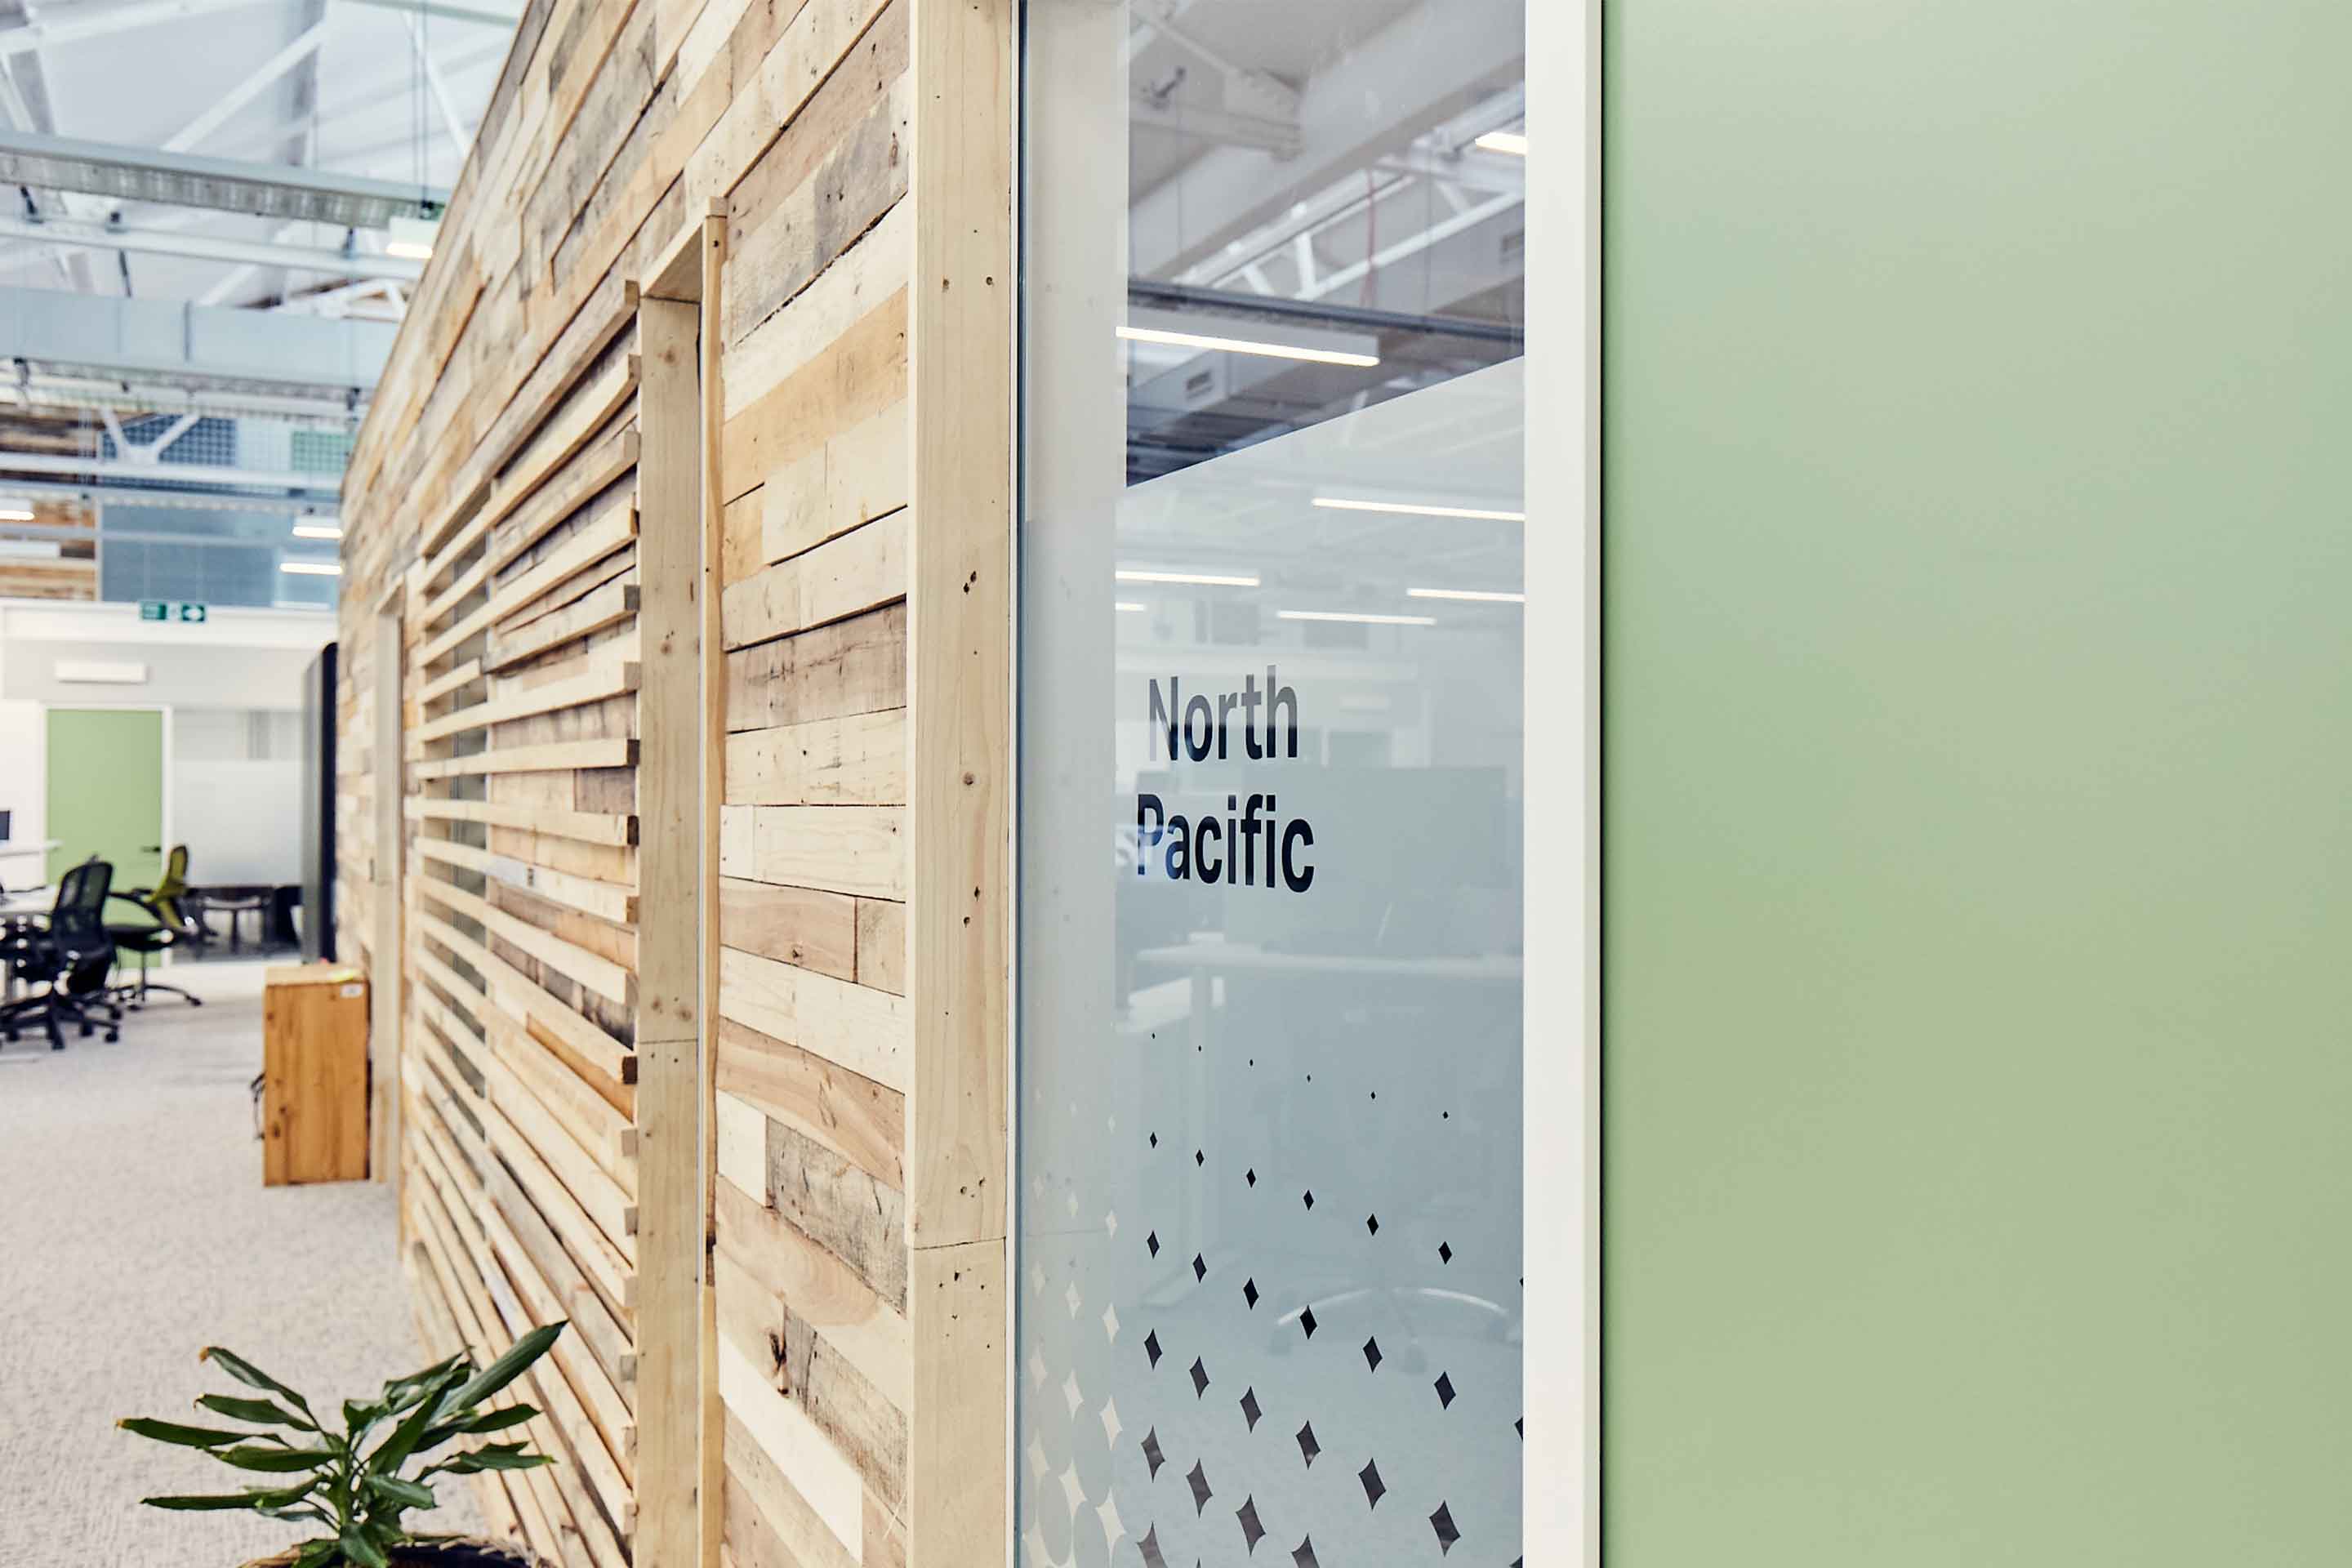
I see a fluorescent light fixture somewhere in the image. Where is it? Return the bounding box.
[1115,601,1147,613]
[385,214,439,261]
[279,560,342,576]
[1313,496,1527,523]
[1116,569,1262,588]
[291,523,344,541]
[1407,587,1526,604]
[1117,324,1379,369]
[0,498,33,521]
[1475,131,1529,157]
[1277,609,1437,627]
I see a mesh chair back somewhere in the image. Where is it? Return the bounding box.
[50,858,112,951]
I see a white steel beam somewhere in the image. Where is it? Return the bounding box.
[0,448,337,491]
[0,214,422,279]
[163,13,340,153]
[405,16,474,162]
[0,0,280,56]
[341,0,520,26]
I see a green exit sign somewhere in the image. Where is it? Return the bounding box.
[137,600,207,624]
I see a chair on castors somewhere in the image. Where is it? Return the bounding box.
[0,858,123,1049]
[108,844,206,1009]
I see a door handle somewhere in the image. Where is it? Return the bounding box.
[140,844,163,853]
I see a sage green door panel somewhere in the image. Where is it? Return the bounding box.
[1606,2,2352,1562]
[46,709,164,890]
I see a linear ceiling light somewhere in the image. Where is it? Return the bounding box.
[1475,131,1529,157]
[1117,324,1380,369]
[1407,587,1526,604]
[279,559,341,576]
[1312,496,1527,523]
[385,214,439,261]
[0,502,33,521]
[1277,609,1437,627]
[291,523,344,540]
[1116,569,1261,587]
[1116,601,1147,612]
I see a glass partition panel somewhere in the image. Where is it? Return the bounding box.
[1020,2,1528,1564]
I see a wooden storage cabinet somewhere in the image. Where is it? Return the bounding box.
[262,964,370,1185]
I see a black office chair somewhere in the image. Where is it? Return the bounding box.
[109,845,206,1009]
[0,858,123,1049]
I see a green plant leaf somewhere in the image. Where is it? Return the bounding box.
[340,1526,391,1568]
[211,1444,338,1473]
[443,1322,566,1415]
[435,1446,554,1474]
[196,1392,316,1431]
[363,1473,439,1510]
[382,1351,470,1413]
[119,1417,249,1450]
[366,1362,471,1477]
[420,1402,538,1451]
[290,1540,342,1568]
[199,1348,314,1416]
[140,1493,272,1511]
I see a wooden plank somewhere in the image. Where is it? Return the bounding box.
[719,877,857,981]
[722,510,906,651]
[486,572,640,673]
[715,1245,905,1503]
[719,946,908,1093]
[429,354,641,559]
[408,795,639,848]
[760,401,907,570]
[421,876,634,1007]
[853,898,904,995]
[723,602,906,733]
[491,422,642,576]
[418,657,485,705]
[421,551,496,630]
[717,1017,903,1193]
[416,596,501,670]
[720,287,907,506]
[715,1178,911,1419]
[762,1112,907,1312]
[724,708,905,806]
[744,805,906,899]
[417,905,636,1089]
[412,737,637,779]
[717,1333,863,1560]
[489,495,640,627]
[484,1134,640,1392]
[412,650,641,744]
[722,1413,858,1568]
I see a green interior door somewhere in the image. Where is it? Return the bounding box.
[1606,2,2352,1561]
[46,709,164,890]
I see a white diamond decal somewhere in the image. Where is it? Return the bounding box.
[1064,1280,1082,1317]
[1099,1396,1123,1447]
[1058,1462,1084,1517]
[1101,1303,1120,1343]
[1027,1431,1049,1480]
[1028,1349,1047,1390]
[1061,1367,1084,1417]
[1095,1490,1126,1552]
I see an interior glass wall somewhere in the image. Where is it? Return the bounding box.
[1018,2,1529,1562]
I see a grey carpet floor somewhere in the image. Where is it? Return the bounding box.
[0,963,481,1566]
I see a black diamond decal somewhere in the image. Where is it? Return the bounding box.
[1438,1241,1453,1264]
[1517,1417,1524,1439]
[1187,1459,1212,1514]
[1240,1387,1262,1430]
[1292,1538,1321,1568]
[1430,1502,1459,1555]
[1362,1336,1383,1372]
[1147,1230,1160,1257]
[1192,1253,1207,1282]
[1246,1168,1257,1187]
[1435,1372,1456,1410]
[1298,1306,1317,1339]
[1243,1278,1259,1309]
[1189,1356,1209,1397]
[1142,1427,1165,1478]
[1295,1421,1321,1468]
[1145,1330,1162,1368]
[1365,1214,1379,1236]
[1150,1132,1159,1148]
[1237,1496,1266,1554]
[1139,1524,1167,1568]
[1196,1149,1205,1166]
[1302,1190,1314,1209]
[1358,1458,1386,1508]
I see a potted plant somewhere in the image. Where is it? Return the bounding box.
[119,1322,568,1568]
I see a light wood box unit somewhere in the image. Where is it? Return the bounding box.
[262,964,371,1186]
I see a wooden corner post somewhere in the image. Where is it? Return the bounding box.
[909,0,1017,1560]
[637,270,713,1566]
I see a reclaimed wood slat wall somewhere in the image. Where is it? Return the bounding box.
[334,0,1013,1561]
[0,498,97,600]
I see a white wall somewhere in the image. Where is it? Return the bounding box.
[0,599,330,890]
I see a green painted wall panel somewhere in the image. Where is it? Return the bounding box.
[1603,2,2352,1561]
[46,709,164,890]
